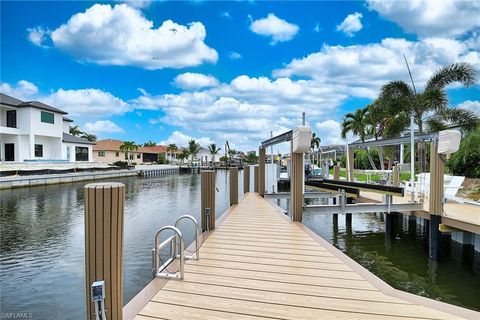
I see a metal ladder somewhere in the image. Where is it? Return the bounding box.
[151,215,200,280]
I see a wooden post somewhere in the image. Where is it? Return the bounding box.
[229,167,238,205]
[392,165,399,186]
[84,182,125,320]
[347,148,355,182]
[292,153,304,222]
[201,170,216,231]
[258,147,266,197]
[428,141,444,259]
[254,166,259,192]
[333,165,340,180]
[243,165,250,193]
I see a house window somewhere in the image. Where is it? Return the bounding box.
[76,147,89,161]
[34,144,43,157]
[115,152,119,157]
[136,153,141,159]
[40,111,55,124]
[66,146,71,160]
[6,110,16,128]
[98,151,106,157]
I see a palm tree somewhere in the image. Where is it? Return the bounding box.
[228,148,237,166]
[81,133,97,142]
[341,107,379,170]
[187,140,201,165]
[177,149,189,164]
[167,143,178,163]
[310,132,321,165]
[208,143,221,167]
[69,125,83,136]
[143,141,156,147]
[380,61,477,172]
[119,141,138,165]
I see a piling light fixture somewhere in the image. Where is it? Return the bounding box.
[292,126,312,153]
[438,129,461,155]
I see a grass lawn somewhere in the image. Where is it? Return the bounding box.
[328,168,414,182]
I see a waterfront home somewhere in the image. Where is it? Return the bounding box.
[0,93,94,162]
[93,139,176,164]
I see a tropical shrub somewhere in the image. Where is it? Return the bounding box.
[446,127,480,178]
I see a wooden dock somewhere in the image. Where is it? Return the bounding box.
[358,191,480,234]
[130,193,477,320]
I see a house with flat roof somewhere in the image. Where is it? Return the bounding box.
[93,140,175,164]
[0,93,94,162]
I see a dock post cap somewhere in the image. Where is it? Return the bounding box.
[84,182,125,188]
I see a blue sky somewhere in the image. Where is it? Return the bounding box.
[1,0,479,151]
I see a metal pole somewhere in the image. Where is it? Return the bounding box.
[410,115,415,201]
[270,131,274,164]
[302,112,305,126]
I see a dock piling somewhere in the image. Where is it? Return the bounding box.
[243,166,250,193]
[259,147,266,197]
[428,141,444,260]
[292,152,304,222]
[201,170,216,231]
[84,182,125,320]
[333,165,340,180]
[229,167,238,205]
[254,166,259,192]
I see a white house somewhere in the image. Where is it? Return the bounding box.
[195,147,213,165]
[0,93,94,162]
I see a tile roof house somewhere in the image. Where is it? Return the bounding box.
[93,140,173,164]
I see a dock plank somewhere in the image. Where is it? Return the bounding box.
[133,193,474,320]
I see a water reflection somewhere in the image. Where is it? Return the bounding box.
[0,171,232,319]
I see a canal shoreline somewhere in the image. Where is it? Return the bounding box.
[0,169,139,189]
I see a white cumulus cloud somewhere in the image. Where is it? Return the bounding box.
[367,0,480,38]
[250,13,299,45]
[29,3,217,70]
[456,100,480,116]
[160,131,213,147]
[274,36,480,96]
[315,120,345,145]
[44,88,131,117]
[336,12,363,37]
[173,73,219,90]
[0,80,39,99]
[84,120,124,134]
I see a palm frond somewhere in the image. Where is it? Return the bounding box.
[426,62,476,90]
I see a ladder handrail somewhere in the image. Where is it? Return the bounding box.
[152,225,184,280]
[175,215,200,260]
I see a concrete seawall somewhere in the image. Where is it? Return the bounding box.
[0,169,139,189]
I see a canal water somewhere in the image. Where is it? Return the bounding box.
[0,171,235,319]
[301,212,480,312]
[1,173,479,319]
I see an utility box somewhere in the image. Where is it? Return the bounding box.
[293,126,312,153]
[438,130,461,154]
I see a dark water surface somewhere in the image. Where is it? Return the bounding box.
[301,212,480,312]
[1,172,234,319]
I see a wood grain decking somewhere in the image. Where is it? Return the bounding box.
[133,193,476,320]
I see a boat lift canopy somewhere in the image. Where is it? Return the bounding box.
[261,130,293,148]
[348,132,439,149]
